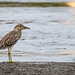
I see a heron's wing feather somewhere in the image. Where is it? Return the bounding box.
[0,31,20,49]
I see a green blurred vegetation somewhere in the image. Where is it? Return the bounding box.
[0,2,69,7]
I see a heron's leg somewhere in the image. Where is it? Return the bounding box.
[8,47,13,62]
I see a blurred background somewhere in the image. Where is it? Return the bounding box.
[0,0,75,62]
[0,0,74,2]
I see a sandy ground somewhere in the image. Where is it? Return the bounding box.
[0,62,75,75]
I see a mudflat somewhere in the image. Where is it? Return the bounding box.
[0,62,75,75]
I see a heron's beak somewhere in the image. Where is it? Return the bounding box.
[23,26,30,29]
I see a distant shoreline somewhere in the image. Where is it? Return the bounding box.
[0,2,73,7]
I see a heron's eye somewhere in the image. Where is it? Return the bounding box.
[20,26,22,27]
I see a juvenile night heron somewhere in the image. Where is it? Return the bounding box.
[0,24,30,62]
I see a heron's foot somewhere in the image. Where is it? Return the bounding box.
[7,60,19,63]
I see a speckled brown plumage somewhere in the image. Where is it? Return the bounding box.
[0,30,21,49]
[0,24,30,62]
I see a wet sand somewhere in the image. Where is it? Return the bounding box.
[0,62,75,75]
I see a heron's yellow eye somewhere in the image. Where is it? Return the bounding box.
[20,26,22,27]
[20,26,24,28]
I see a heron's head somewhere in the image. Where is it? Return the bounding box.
[14,24,30,30]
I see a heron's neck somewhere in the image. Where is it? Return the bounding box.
[14,29,22,35]
[14,28,21,32]
[14,29,22,37]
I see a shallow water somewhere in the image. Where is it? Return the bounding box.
[0,7,75,62]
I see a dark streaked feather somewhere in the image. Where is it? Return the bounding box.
[0,30,21,49]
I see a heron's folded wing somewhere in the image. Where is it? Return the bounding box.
[0,31,20,49]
